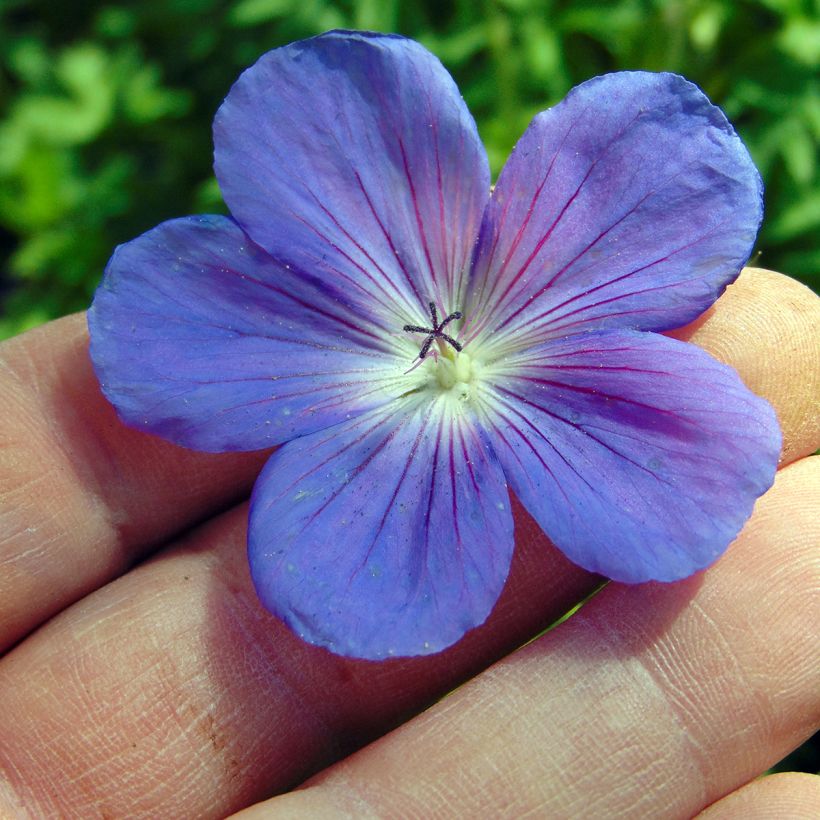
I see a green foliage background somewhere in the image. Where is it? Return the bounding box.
[0,0,818,338]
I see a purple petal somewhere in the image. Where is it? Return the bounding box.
[463,72,762,354]
[482,329,780,582]
[89,215,412,452]
[214,31,490,322]
[248,399,514,659]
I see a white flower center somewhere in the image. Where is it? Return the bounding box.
[419,347,482,411]
[435,348,474,390]
[399,303,485,409]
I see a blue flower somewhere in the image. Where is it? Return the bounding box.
[88,31,781,659]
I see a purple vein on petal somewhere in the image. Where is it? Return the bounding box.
[469,108,643,347]
[490,391,599,494]
[396,135,443,311]
[108,307,388,357]
[501,383,682,491]
[469,114,580,323]
[481,395,577,508]
[420,409,444,579]
[507,358,679,377]
[145,238,393,353]
[498,376,702,424]
[527,158,694,293]
[269,408,403,513]
[307,382,406,416]
[354,170,425,308]
[489,205,732,349]
[411,55,454,300]
[222,265,391,350]
[485,386,688,545]
[533,222,732,335]
[300,189,415,321]
[155,367,395,384]
[356,404,435,577]
[491,187,655,335]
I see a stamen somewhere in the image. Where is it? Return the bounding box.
[439,334,463,352]
[402,301,465,359]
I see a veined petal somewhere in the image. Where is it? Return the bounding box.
[463,72,762,355]
[214,30,490,324]
[480,329,780,582]
[89,215,410,452]
[248,397,514,659]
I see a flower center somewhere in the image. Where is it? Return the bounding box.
[402,301,480,405]
[435,348,474,390]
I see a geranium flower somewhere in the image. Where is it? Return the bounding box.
[88,31,781,659]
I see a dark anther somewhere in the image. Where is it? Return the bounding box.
[403,300,463,359]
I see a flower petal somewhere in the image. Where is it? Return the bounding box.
[480,329,780,582]
[248,398,514,659]
[89,215,411,452]
[214,31,490,323]
[463,72,762,355]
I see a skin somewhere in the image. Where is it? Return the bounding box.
[0,267,817,818]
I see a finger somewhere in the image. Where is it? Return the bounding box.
[695,772,820,819]
[0,314,269,652]
[246,458,819,819]
[669,267,820,466]
[0,499,594,818]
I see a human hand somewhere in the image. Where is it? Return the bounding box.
[0,267,817,818]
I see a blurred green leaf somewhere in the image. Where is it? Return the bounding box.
[122,62,193,122]
[7,37,51,84]
[689,4,728,52]
[767,190,820,242]
[0,145,81,228]
[354,0,399,31]
[777,16,820,66]
[94,6,138,38]
[229,0,295,27]
[420,25,487,65]
[8,45,114,146]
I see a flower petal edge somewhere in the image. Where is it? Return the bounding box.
[480,328,780,583]
[248,397,515,659]
[88,215,408,452]
[464,71,763,355]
